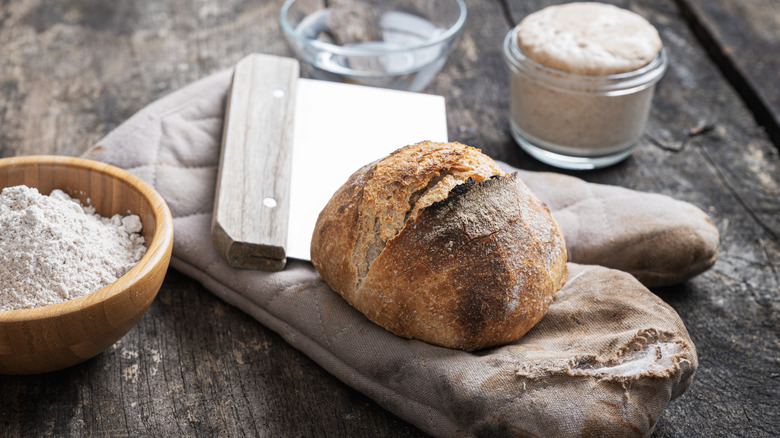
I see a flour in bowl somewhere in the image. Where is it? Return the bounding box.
[0,185,147,310]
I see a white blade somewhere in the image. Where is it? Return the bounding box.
[288,78,448,260]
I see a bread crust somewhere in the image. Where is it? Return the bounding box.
[311,141,567,350]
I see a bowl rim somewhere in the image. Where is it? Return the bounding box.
[0,155,174,321]
[279,0,468,56]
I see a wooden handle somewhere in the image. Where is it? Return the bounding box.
[211,54,299,271]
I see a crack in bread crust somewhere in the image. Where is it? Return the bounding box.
[351,142,507,287]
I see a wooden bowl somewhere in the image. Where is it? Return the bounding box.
[0,155,173,374]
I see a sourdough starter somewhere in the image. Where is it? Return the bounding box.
[0,185,146,310]
[503,2,666,169]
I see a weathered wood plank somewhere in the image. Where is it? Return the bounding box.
[677,0,780,148]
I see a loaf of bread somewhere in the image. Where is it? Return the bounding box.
[310,141,567,350]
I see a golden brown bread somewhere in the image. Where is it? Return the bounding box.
[310,141,567,350]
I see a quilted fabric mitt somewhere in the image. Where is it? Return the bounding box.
[83,69,714,437]
[515,170,719,288]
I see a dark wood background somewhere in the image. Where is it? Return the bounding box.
[1,0,778,436]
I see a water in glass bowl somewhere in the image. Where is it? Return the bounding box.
[294,9,450,91]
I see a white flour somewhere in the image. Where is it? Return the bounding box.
[0,185,146,310]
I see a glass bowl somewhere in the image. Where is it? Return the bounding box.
[280,0,467,92]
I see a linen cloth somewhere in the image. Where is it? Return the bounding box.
[84,69,717,437]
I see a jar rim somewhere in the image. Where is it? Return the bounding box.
[503,25,668,95]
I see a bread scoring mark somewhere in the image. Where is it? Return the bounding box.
[363,215,383,269]
[351,142,506,290]
[311,160,377,297]
[404,174,448,224]
[426,177,477,212]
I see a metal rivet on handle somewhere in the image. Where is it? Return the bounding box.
[263,197,278,208]
[272,89,285,98]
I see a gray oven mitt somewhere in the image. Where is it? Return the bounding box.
[84,69,715,437]
[513,170,719,288]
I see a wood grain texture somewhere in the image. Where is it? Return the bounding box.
[676,0,780,147]
[0,0,777,436]
[212,54,298,271]
[0,156,173,375]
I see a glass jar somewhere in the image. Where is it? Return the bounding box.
[503,25,667,170]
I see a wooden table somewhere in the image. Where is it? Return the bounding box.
[1,0,778,436]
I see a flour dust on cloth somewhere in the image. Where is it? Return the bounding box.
[84,70,716,437]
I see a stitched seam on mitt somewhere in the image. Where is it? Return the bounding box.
[314,286,334,350]
[157,98,211,119]
[172,211,211,221]
[154,163,218,170]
